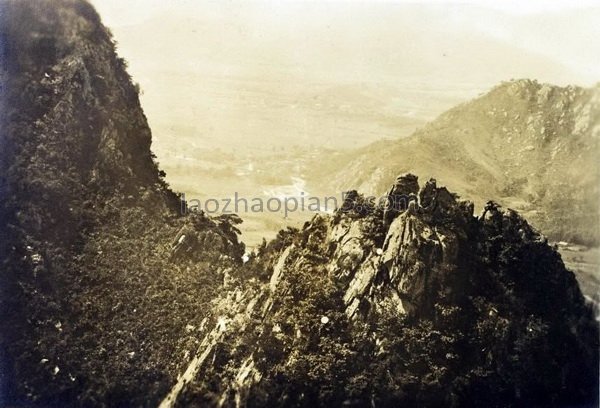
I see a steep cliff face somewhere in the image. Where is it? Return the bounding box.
[170,175,598,408]
[310,80,600,246]
[0,1,243,405]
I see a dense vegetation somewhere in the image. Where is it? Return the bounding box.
[0,1,243,405]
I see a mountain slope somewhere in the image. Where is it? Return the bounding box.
[309,80,600,246]
[0,0,244,405]
[168,175,599,408]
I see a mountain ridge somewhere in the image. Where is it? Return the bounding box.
[0,0,243,404]
[308,79,600,246]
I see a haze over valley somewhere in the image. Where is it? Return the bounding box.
[89,0,600,250]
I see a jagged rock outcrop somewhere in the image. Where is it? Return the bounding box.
[382,173,419,225]
[169,175,598,408]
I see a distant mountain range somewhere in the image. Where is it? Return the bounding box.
[309,80,600,246]
[107,1,595,156]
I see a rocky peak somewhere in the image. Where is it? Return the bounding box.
[390,173,420,196]
[169,175,598,407]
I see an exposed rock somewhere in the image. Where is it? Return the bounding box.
[270,245,293,292]
[169,177,598,407]
[382,173,420,225]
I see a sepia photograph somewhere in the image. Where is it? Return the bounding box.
[0,0,599,406]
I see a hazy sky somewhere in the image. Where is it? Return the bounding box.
[88,0,600,155]
[93,0,600,22]
[92,0,599,87]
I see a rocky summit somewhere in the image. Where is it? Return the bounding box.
[168,174,598,408]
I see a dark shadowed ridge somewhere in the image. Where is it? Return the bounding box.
[0,0,244,405]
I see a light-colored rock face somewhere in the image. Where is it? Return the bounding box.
[269,245,293,292]
[342,211,451,318]
[328,217,372,280]
[339,182,468,319]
